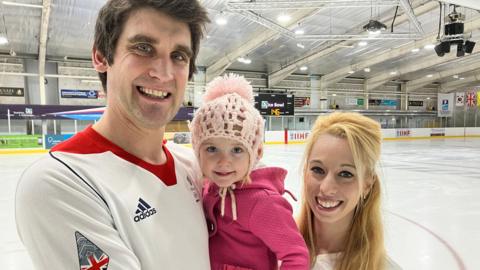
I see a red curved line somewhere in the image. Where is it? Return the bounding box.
[388,211,466,270]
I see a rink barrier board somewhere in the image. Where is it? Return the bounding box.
[270,127,480,144]
[1,127,480,154]
[0,149,48,155]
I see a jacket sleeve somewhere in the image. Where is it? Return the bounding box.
[15,156,141,270]
[248,194,309,270]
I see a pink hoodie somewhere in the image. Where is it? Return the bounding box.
[203,166,309,270]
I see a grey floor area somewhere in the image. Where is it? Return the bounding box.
[1,138,479,270]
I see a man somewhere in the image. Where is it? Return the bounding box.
[15,0,210,269]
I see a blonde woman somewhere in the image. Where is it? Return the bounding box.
[298,112,401,270]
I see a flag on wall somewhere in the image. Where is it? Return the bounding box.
[466,91,477,107]
[455,92,464,106]
[437,93,454,117]
[477,91,480,108]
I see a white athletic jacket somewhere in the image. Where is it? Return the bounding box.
[16,126,210,269]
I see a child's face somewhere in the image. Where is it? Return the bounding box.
[199,137,250,187]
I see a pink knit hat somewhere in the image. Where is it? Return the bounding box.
[190,73,264,174]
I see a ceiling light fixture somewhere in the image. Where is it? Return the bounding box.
[215,17,227,25]
[348,70,355,74]
[277,14,291,23]
[0,36,8,45]
[295,29,304,35]
[390,71,397,75]
[338,45,355,48]
[411,48,420,53]
[364,67,371,72]
[215,12,227,26]
[424,44,435,50]
[358,41,368,47]
[363,20,387,34]
[2,1,43,8]
[296,43,305,49]
[237,57,251,64]
[300,66,308,71]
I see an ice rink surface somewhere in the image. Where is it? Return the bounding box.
[1,138,479,270]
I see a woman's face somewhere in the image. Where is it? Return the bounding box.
[304,133,367,228]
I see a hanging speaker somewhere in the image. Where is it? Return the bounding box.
[464,40,476,54]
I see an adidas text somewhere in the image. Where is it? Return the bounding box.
[134,208,157,222]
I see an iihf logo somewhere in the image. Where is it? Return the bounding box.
[133,198,157,222]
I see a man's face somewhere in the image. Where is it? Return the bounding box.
[97,8,192,129]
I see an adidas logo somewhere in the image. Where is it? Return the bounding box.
[133,198,157,223]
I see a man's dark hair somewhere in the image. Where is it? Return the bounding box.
[93,0,209,91]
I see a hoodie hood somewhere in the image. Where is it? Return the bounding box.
[243,166,287,194]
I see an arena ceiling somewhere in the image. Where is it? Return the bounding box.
[0,0,479,94]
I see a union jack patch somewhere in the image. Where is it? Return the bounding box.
[75,231,109,270]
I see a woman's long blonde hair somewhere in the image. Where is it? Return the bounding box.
[298,112,385,270]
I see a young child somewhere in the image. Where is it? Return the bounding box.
[190,73,309,270]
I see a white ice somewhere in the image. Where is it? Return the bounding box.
[1,138,479,270]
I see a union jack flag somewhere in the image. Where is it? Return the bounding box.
[466,92,477,107]
[81,254,109,270]
[76,231,109,270]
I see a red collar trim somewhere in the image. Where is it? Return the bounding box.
[52,126,177,186]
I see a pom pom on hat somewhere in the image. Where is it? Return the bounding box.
[202,73,254,103]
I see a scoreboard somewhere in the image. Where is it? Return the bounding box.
[254,93,294,116]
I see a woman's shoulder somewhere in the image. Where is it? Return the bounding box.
[310,253,402,270]
[385,256,403,270]
[311,253,339,270]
